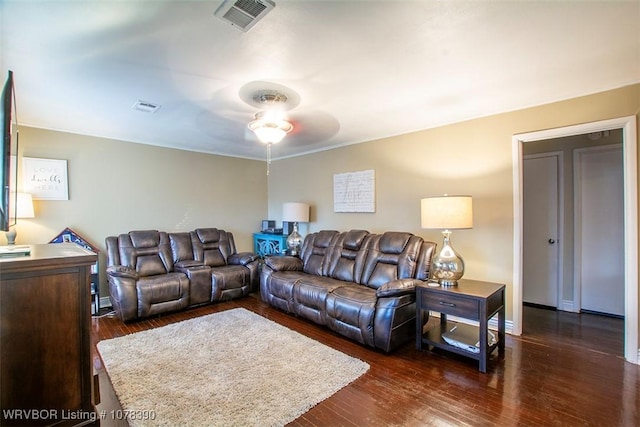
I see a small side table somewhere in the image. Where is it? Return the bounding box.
[416,279,506,373]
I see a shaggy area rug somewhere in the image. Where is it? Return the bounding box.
[97,308,369,427]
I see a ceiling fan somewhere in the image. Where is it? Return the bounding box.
[240,82,300,146]
[197,80,340,170]
[238,81,300,174]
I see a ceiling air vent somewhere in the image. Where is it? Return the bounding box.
[214,0,275,32]
[132,101,160,114]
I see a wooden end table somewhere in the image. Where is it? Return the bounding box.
[416,278,506,373]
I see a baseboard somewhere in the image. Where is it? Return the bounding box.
[488,317,514,335]
[561,300,576,312]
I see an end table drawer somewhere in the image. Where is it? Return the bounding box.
[422,293,479,318]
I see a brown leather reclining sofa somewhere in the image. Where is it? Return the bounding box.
[106,228,259,322]
[261,229,436,352]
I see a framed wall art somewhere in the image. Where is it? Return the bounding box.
[22,157,69,200]
[333,169,375,213]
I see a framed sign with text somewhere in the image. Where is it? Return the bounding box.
[22,157,69,200]
[333,169,375,213]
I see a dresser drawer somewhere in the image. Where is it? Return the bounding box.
[421,291,479,319]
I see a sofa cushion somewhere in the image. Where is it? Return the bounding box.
[210,265,249,300]
[119,230,173,277]
[325,285,377,347]
[300,230,340,276]
[361,232,423,289]
[292,275,348,325]
[169,232,196,264]
[327,230,371,283]
[136,272,189,318]
[261,271,305,312]
[191,228,233,267]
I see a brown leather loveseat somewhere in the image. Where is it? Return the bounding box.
[260,229,436,352]
[106,228,259,322]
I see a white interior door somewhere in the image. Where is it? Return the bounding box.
[523,154,561,308]
[575,145,624,316]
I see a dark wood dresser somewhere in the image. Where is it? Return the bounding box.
[1,243,99,426]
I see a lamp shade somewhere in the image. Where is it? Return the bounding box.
[9,192,35,219]
[421,195,472,230]
[282,202,309,223]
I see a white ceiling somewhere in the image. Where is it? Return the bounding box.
[2,0,639,161]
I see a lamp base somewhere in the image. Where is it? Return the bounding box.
[5,227,17,245]
[438,279,459,287]
[431,230,465,286]
[286,222,303,256]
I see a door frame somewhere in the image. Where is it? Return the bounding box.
[573,144,624,315]
[523,151,564,310]
[512,116,638,364]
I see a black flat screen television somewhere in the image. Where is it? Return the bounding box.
[1,70,18,232]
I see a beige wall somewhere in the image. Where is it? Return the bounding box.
[267,84,640,324]
[11,127,267,296]
[8,84,639,334]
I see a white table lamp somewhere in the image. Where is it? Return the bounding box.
[421,195,473,286]
[282,202,309,255]
[5,192,35,245]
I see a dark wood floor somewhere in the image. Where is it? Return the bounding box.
[92,295,638,427]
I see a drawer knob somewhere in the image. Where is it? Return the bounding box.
[439,301,456,307]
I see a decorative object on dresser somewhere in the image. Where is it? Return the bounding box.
[421,194,473,286]
[416,278,505,373]
[105,228,259,322]
[97,308,369,427]
[282,201,309,255]
[261,229,437,352]
[1,244,99,426]
[4,192,34,245]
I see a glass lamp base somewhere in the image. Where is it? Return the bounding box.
[432,230,465,286]
[286,222,303,256]
[5,227,17,245]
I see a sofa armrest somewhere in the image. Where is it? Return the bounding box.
[106,265,139,280]
[106,272,138,322]
[228,252,259,266]
[264,256,303,271]
[376,278,422,298]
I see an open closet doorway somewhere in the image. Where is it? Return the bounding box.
[512,116,638,365]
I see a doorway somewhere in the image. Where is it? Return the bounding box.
[523,152,562,309]
[512,116,638,364]
[574,144,624,317]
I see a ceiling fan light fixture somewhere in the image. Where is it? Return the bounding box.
[248,111,293,144]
